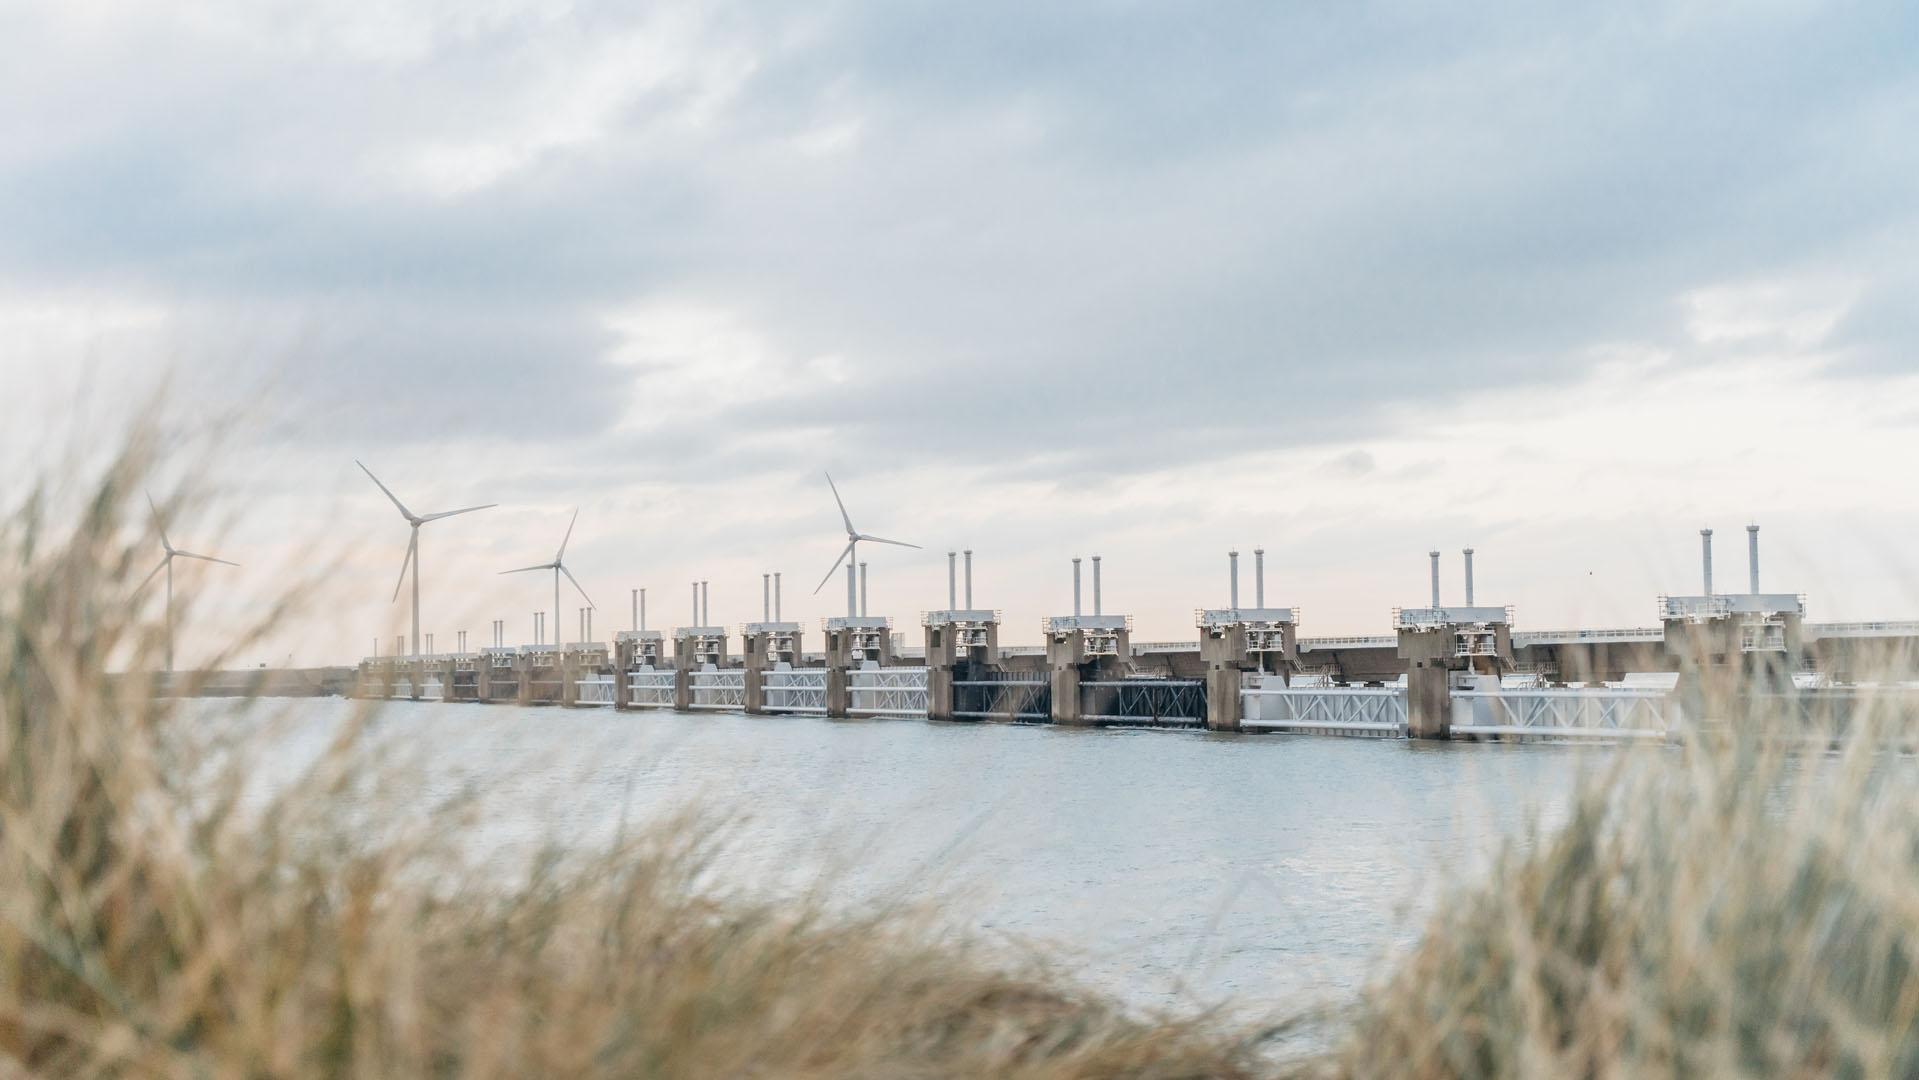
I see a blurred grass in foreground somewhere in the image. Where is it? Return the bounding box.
[7,441,1919,1077]
[1,444,1276,1076]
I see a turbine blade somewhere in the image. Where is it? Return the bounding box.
[857,534,921,550]
[137,556,168,591]
[174,551,240,567]
[356,460,415,521]
[825,472,856,536]
[390,532,417,603]
[812,540,856,595]
[561,564,595,609]
[499,562,555,575]
[421,503,497,522]
[556,508,579,561]
[145,491,172,552]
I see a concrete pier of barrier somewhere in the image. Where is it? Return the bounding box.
[1045,615,1131,725]
[923,609,1000,722]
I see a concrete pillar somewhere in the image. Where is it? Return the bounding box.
[743,631,768,715]
[1048,629,1087,725]
[927,664,955,721]
[1050,665,1082,724]
[1201,623,1246,732]
[614,637,635,712]
[744,665,766,714]
[826,665,850,719]
[925,619,957,722]
[440,657,457,703]
[673,666,692,712]
[514,655,532,707]
[561,651,579,707]
[1407,664,1452,739]
[1206,666,1242,731]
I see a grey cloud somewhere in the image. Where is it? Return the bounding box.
[2,0,1917,476]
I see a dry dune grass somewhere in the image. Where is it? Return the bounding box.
[1309,701,1919,1078]
[0,445,1274,1076]
[7,440,1919,1077]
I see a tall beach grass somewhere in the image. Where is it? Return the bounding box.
[5,442,1919,1076]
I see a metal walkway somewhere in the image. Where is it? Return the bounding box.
[1242,686,1408,737]
[849,666,928,718]
[1452,688,1672,739]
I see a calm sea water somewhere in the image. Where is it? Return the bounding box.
[202,699,1608,1014]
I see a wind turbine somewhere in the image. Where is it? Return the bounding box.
[812,473,920,617]
[139,493,238,672]
[357,460,495,658]
[500,509,594,645]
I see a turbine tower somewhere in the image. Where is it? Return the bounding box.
[811,473,920,617]
[357,460,495,659]
[140,493,238,672]
[501,508,594,644]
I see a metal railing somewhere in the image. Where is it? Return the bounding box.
[576,674,616,707]
[1081,678,1205,727]
[954,674,1050,722]
[626,670,676,709]
[1298,636,1398,650]
[1451,688,1673,740]
[1130,640,1200,654]
[1514,627,1665,645]
[765,669,827,714]
[1241,687,1407,736]
[690,670,745,711]
[1806,621,1919,639]
[1739,689,1919,732]
[848,666,928,718]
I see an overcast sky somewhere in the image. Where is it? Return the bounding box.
[3,0,1918,666]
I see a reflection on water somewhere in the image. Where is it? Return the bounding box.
[206,699,1609,1012]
